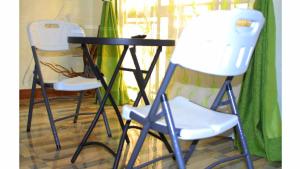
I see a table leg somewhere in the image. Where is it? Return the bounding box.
[83,44,130,143]
[132,46,162,107]
[71,45,130,163]
[130,46,150,105]
[130,46,174,154]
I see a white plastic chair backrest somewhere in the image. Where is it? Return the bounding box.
[170,9,265,76]
[27,20,85,51]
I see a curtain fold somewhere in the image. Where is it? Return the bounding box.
[97,0,129,105]
[237,0,281,161]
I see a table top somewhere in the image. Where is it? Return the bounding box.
[68,37,175,46]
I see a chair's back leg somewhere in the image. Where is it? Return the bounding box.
[73,91,84,123]
[184,140,198,163]
[27,69,38,132]
[226,83,253,169]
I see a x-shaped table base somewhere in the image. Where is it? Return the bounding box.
[67,37,175,163]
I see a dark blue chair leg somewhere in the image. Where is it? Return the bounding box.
[40,85,61,150]
[227,84,253,169]
[184,140,199,163]
[31,48,61,150]
[73,91,84,123]
[27,71,37,132]
[235,120,254,169]
[161,94,186,169]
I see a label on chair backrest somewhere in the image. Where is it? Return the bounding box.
[44,23,60,29]
[236,19,252,27]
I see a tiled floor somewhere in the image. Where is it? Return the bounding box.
[20,97,282,169]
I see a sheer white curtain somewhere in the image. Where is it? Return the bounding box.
[117,0,254,105]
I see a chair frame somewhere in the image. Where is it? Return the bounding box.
[113,8,264,169]
[26,22,112,150]
[113,63,253,169]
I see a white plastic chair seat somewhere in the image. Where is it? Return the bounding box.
[53,76,102,91]
[122,96,238,140]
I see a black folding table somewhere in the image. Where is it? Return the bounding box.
[68,37,175,163]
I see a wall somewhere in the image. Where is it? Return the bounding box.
[273,0,282,113]
[20,0,102,89]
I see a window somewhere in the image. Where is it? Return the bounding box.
[118,0,254,105]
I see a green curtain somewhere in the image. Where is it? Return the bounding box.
[97,0,129,105]
[237,0,281,161]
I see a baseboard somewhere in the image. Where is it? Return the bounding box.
[19,89,95,100]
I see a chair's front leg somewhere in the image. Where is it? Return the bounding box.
[40,82,61,150]
[161,94,186,169]
[226,83,253,169]
[30,46,61,150]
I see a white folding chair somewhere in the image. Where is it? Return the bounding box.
[113,9,265,169]
[26,20,112,150]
